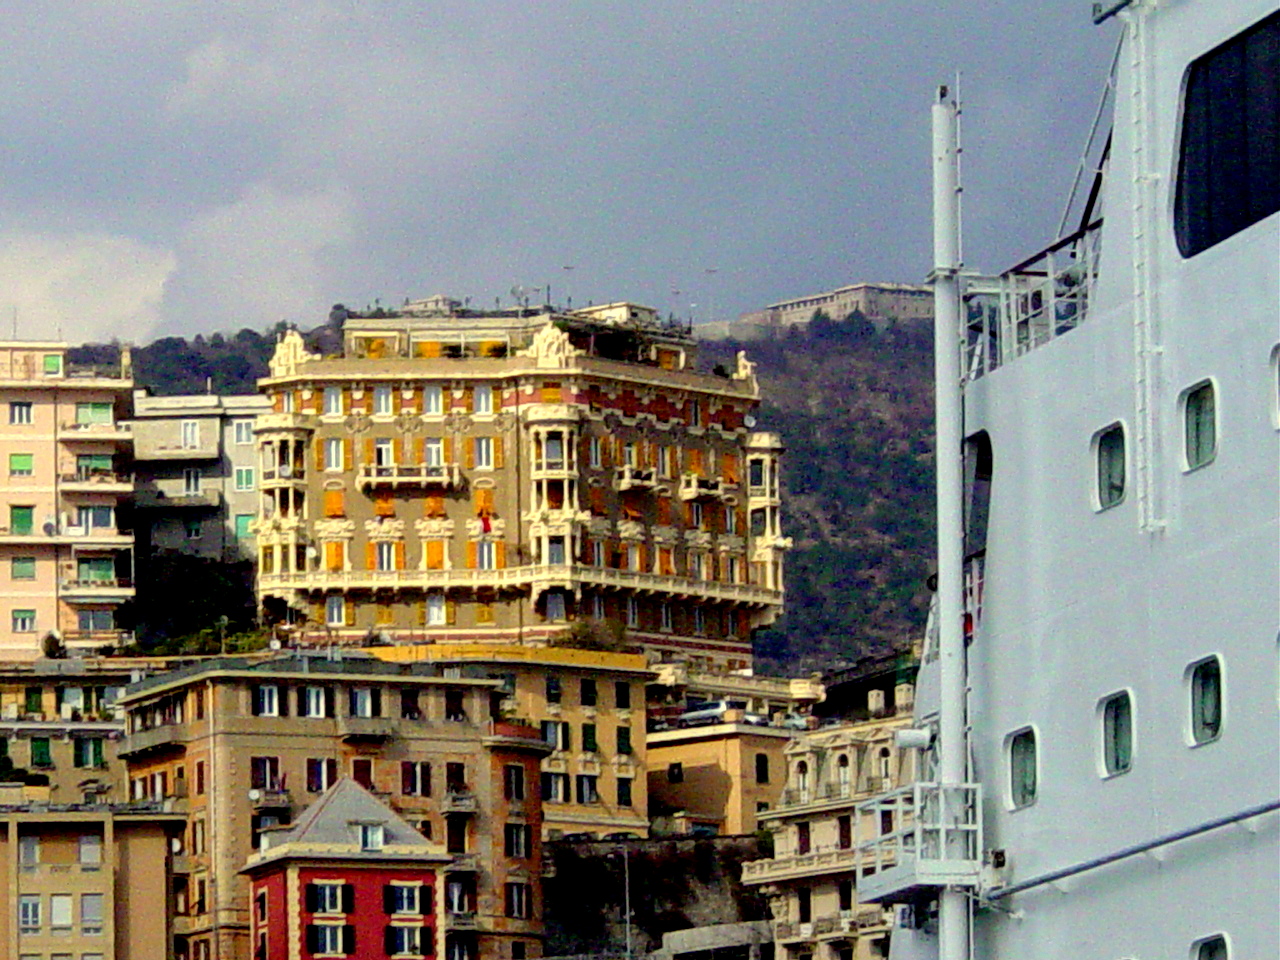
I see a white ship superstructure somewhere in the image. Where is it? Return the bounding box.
[856,2,1280,959]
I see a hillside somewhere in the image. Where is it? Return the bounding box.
[71,313,936,671]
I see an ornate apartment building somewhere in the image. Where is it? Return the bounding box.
[117,653,550,960]
[253,298,788,671]
[0,343,135,659]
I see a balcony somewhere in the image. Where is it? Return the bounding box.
[337,716,395,743]
[443,789,478,814]
[60,471,132,493]
[445,910,479,930]
[133,489,223,510]
[356,462,461,491]
[255,412,318,434]
[741,846,860,885]
[446,853,480,872]
[613,465,657,492]
[261,463,306,487]
[59,577,136,602]
[679,473,732,502]
[250,787,292,810]
[774,908,886,942]
[779,781,858,809]
[119,722,189,758]
[855,782,983,904]
[60,421,132,443]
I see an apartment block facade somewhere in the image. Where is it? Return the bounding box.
[130,389,272,562]
[375,643,652,839]
[0,343,135,659]
[0,795,185,959]
[253,298,787,671]
[117,654,550,960]
[741,709,917,960]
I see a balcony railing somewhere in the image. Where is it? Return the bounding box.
[119,722,189,758]
[59,578,136,601]
[60,470,131,488]
[741,846,860,884]
[133,489,223,510]
[250,787,292,809]
[61,421,132,439]
[679,473,732,501]
[613,465,657,492]
[356,462,461,490]
[443,789,478,814]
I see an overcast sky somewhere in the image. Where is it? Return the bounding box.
[0,1,1118,343]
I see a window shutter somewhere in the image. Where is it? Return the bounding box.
[305,925,318,952]
[315,438,325,471]
[426,540,444,570]
[425,494,444,518]
[638,544,648,571]
[344,600,355,626]
[723,452,739,483]
[422,763,432,796]
[495,541,506,569]
[385,925,397,953]
[364,438,376,464]
[402,761,414,795]
[305,884,318,913]
[415,437,426,464]
[342,924,356,954]
[493,436,505,469]
[466,541,477,569]
[375,492,394,517]
[342,389,351,415]
[460,387,473,412]
[443,436,454,463]
[325,688,336,717]
[371,687,383,717]
[601,439,612,468]
[465,438,475,469]
[395,542,406,570]
[366,542,377,570]
[342,439,353,470]
[445,600,457,625]
[278,689,289,717]
[561,722,572,751]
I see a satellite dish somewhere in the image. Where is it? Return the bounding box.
[744,415,757,428]
[280,464,293,478]
[269,639,282,650]
[248,788,262,801]
[43,519,57,536]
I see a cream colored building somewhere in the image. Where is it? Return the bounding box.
[253,297,788,672]
[649,661,824,723]
[0,790,184,959]
[374,642,653,839]
[741,708,917,960]
[647,718,796,836]
[0,343,134,659]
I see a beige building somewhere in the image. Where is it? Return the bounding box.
[117,653,551,960]
[375,642,653,839]
[648,661,824,724]
[701,283,933,341]
[253,296,788,671]
[0,343,135,659]
[741,709,917,960]
[0,790,185,959]
[130,390,272,562]
[647,718,796,836]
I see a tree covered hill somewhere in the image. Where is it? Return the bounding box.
[71,312,936,671]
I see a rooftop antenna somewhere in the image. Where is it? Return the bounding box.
[11,306,16,340]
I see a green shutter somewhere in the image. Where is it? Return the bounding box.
[8,453,33,475]
[10,506,34,535]
[31,738,52,767]
[42,354,62,375]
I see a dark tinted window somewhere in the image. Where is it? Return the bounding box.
[1175,11,1280,257]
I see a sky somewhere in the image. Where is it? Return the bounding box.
[0,1,1119,343]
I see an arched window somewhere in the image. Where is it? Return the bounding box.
[878,747,892,781]
[837,754,851,787]
[795,761,809,796]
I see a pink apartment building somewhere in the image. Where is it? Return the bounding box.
[0,343,134,659]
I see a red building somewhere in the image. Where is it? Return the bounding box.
[243,778,451,959]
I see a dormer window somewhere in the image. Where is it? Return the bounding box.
[359,823,385,851]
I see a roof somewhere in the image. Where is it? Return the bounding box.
[242,778,450,872]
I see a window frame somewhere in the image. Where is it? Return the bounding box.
[1187,655,1225,746]
[1006,726,1038,811]
[1181,379,1218,471]
[1098,689,1134,778]
[1092,421,1127,511]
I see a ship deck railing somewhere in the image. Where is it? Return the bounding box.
[962,219,1103,380]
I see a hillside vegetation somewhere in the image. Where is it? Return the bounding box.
[72,312,936,671]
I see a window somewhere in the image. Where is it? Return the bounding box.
[235,514,253,539]
[1184,381,1217,469]
[837,814,852,850]
[755,753,769,784]
[1195,935,1230,960]
[474,385,494,415]
[74,738,105,769]
[1095,424,1125,508]
[12,609,37,632]
[424,384,443,415]
[579,678,598,707]
[1100,691,1133,776]
[505,823,532,858]
[252,684,280,717]
[250,756,281,790]
[576,774,599,804]
[301,686,329,718]
[325,596,346,627]
[8,453,33,476]
[475,436,493,469]
[234,419,254,444]
[349,686,381,718]
[582,723,598,752]
[386,925,423,955]
[424,437,444,467]
[18,895,40,933]
[376,541,396,571]
[77,504,113,529]
[307,923,349,955]
[446,816,468,854]
[306,758,338,793]
[180,419,199,448]
[617,777,633,807]
[424,592,446,626]
[504,764,525,801]
[324,438,345,471]
[505,882,533,919]
[689,501,704,529]
[79,834,102,866]
[796,821,811,855]
[445,688,467,721]
[446,762,468,793]
[692,607,705,635]
[1174,10,1280,258]
[402,761,432,796]
[541,720,570,751]
[796,887,811,923]
[183,467,202,496]
[78,610,113,632]
[589,436,602,468]
[373,385,394,415]
[660,603,673,632]
[323,387,343,415]
[19,834,39,863]
[9,401,32,424]
[6,503,34,537]
[476,540,496,570]
[1190,656,1224,744]
[667,762,684,784]
[80,893,104,935]
[545,590,566,621]
[838,879,854,912]
[547,536,566,565]
[1008,728,1038,809]
[545,675,562,703]
[359,823,385,850]
[234,467,255,491]
[541,772,570,802]
[50,893,73,932]
[617,726,633,755]
[11,557,35,580]
[43,353,62,376]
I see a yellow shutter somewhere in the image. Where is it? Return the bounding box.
[426,540,444,570]
[342,389,351,414]
[366,542,377,570]
[445,598,457,624]
[273,393,284,414]
[392,389,402,414]
[691,448,705,477]
[426,494,444,518]
[324,542,342,571]
[415,438,426,465]
[541,382,562,403]
[492,388,502,411]
[323,490,345,518]
[443,436,454,463]
[395,542,406,570]
[342,439,353,471]
[722,453,739,483]
[495,541,506,569]
[657,497,670,526]
[315,438,325,472]
[465,438,475,469]
[493,437,504,469]
[416,341,442,358]
[460,388,473,412]
[476,603,495,624]
[374,492,394,517]
[638,544,648,572]
[344,600,356,626]
[364,438,376,464]
[466,541,477,569]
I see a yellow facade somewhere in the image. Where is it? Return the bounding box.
[375,642,652,838]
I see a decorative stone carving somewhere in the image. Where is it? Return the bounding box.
[684,529,713,548]
[414,518,456,538]
[617,520,645,541]
[521,322,583,368]
[364,519,406,540]
[268,329,321,378]
[315,519,356,539]
[395,413,424,434]
[651,525,680,545]
[464,518,507,538]
[443,410,473,434]
[733,349,758,386]
[345,412,371,433]
[493,410,518,434]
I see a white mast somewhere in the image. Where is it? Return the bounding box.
[931,84,970,960]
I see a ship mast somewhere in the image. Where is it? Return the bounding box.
[930,84,971,960]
